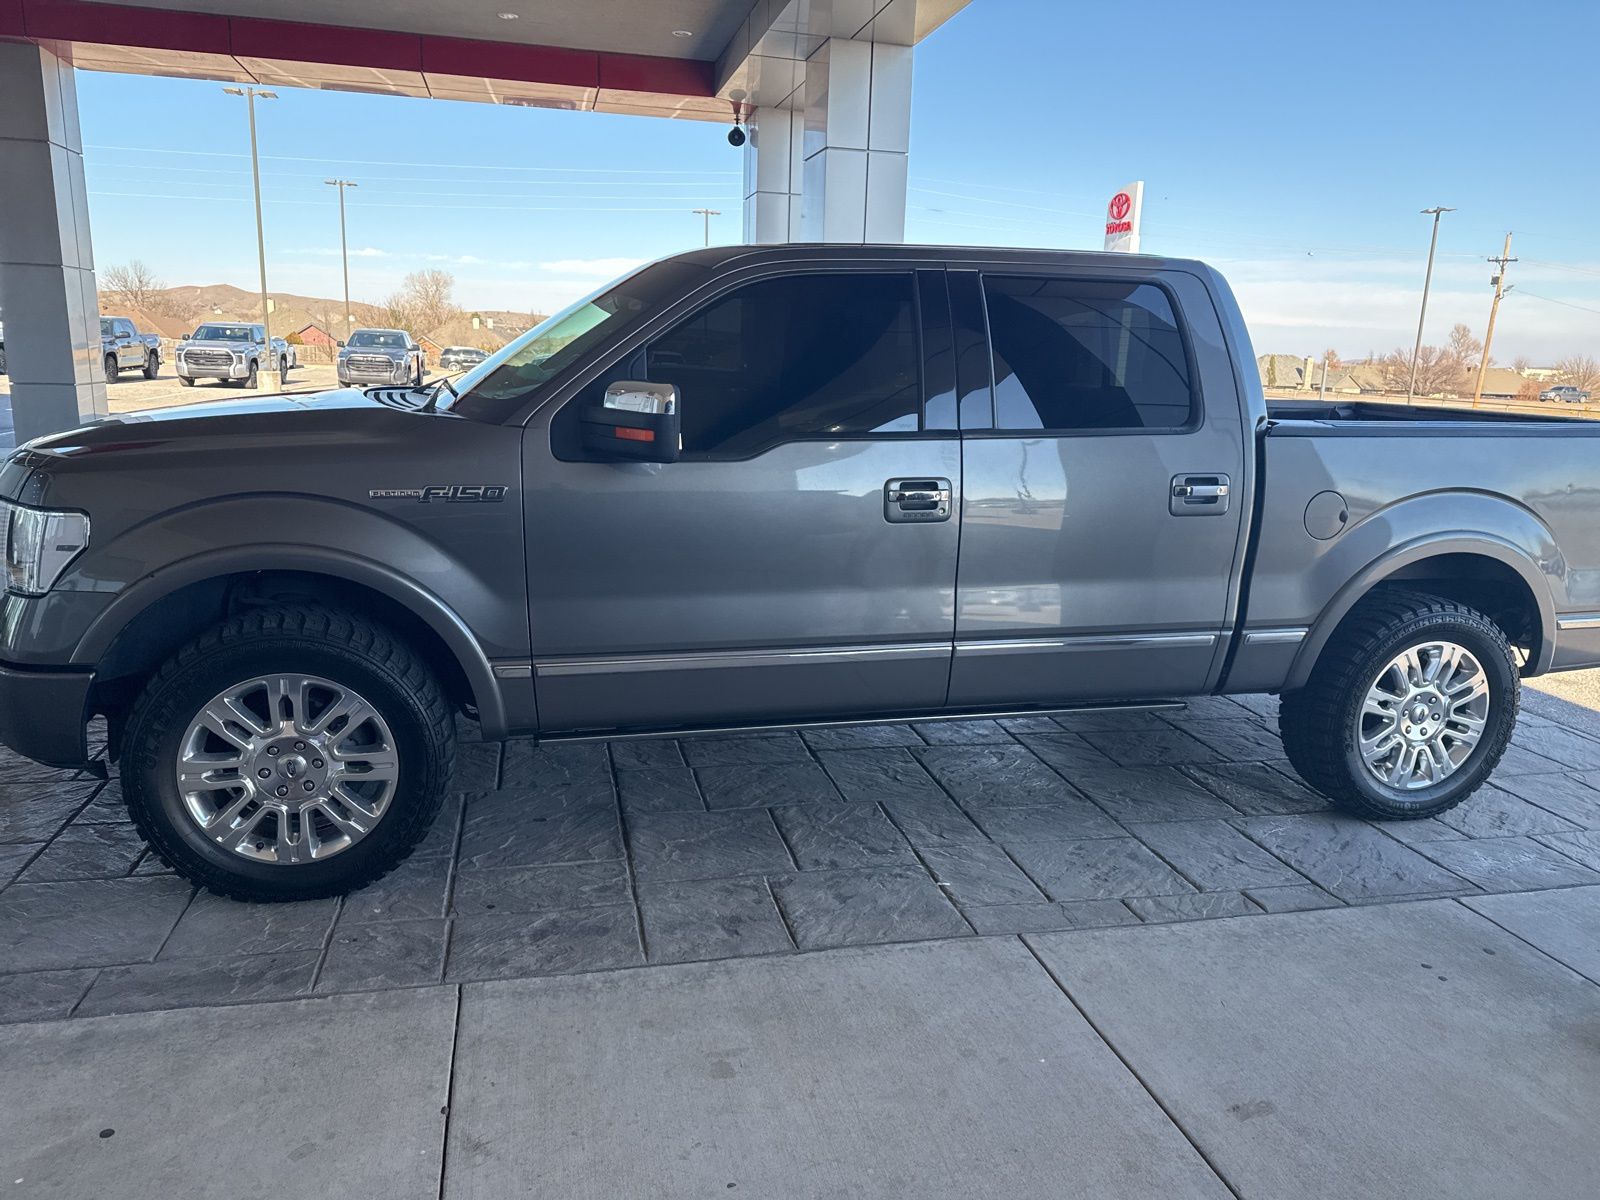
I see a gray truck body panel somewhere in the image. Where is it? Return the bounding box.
[100,316,161,372]
[4,245,1599,768]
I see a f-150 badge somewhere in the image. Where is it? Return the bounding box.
[369,485,509,503]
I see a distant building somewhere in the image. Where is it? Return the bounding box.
[425,313,510,355]
[1475,367,1528,401]
[290,322,337,348]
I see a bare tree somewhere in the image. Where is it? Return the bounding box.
[1322,347,1343,371]
[1557,354,1600,393]
[1380,344,1458,396]
[101,260,166,312]
[1442,323,1484,392]
[1512,355,1532,374]
[384,269,457,335]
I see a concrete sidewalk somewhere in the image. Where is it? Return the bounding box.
[5,889,1599,1199]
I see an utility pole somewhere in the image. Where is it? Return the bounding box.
[1319,353,1331,402]
[692,208,720,247]
[324,179,359,333]
[1406,206,1454,404]
[223,86,280,389]
[1472,232,1517,407]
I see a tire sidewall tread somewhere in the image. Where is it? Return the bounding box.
[120,604,456,901]
[1279,590,1519,820]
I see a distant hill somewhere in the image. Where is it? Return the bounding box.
[101,284,542,342]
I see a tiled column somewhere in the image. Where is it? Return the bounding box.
[0,42,107,444]
[799,38,911,244]
[743,106,804,244]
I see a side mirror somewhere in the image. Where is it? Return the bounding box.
[336,340,346,348]
[581,381,681,464]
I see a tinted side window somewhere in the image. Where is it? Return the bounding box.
[646,273,920,457]
[983,276,1194,432]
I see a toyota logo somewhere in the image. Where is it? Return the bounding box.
[1109,192,1132,221]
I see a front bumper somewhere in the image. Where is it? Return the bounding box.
[0,662,94,767]
[177,358,251,381]
[339,361,411,384]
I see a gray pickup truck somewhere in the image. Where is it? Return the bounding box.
[337,328,425,387]
[100,316,162,380]
[175,322,290,389]
[3,245,1599,902]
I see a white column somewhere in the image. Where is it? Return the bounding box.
[742,107,804,245]
[799,38,912,244]
[0,42,106,444]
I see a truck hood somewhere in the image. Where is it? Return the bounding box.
[16,388,405,456]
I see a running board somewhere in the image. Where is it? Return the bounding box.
[541,700,1188,745]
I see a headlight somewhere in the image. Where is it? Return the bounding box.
[1,501,91,596]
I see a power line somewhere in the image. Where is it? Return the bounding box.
[87,190,702,212]
[1516,291,1600,317]
[85,143,738,176]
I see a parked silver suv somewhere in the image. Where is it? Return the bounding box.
[338,328,424,387]
[175,323,289,389]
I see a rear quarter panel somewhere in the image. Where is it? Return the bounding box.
[1247,424,1600,685]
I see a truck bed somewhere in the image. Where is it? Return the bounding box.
[1267,397,1598,428]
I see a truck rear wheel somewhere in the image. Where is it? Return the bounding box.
[1279,590,1518,820]
[120,605,456,901]
[143,350,159,379]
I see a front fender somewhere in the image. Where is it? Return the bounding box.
[1284,491,1559,689]
[62,493,529,735]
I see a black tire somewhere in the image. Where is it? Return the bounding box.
[120,605,456,901]
[245,360,259,389]
[179,374,196,387]
[143,351,159,380]
[1279,589,1518,820]
[104,353,118,382]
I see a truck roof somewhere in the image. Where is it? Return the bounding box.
[658,243,1210,274]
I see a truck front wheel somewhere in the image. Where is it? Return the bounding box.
[120,605,456,901]
[104,353,118,382]
[1279,590,1518,820]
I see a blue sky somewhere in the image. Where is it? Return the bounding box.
[80,0,1600,360]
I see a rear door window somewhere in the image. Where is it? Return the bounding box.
[982,276,1195,432]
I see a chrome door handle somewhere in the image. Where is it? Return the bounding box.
[885,477,953,523]
[1170,473,1232,516]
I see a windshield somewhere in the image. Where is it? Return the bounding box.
[349,330,406,348]
[194,325,256,341]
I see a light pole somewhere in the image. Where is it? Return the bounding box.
[324,179,358,333]
[692,207,720,247]
[223,86,280,389]
[1406,206,1454,404]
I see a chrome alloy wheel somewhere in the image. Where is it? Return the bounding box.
[175,675,399,865]
[1358,641,1490,790]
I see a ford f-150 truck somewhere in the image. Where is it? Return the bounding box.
[4,245,1599,902]
[100,316,162,380]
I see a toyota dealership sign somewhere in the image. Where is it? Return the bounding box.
[1104,180,1145,252]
